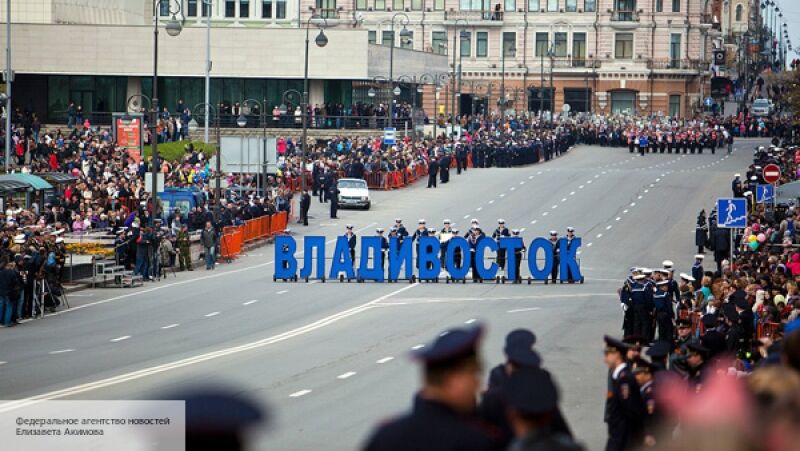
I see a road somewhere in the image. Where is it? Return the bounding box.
[0,140,762,450]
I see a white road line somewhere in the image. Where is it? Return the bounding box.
[376,357,394,364]
[205,312,220,318]
[586,242,593,247]
[289,390,312,398]
[537,171,542,175]
[1,284,423,414]
[500,194,505,197]
[552,205,558,209]
[337,372,357,379]
[464,214,470,219]
[476,207,483,212]
[510,187,516,191]
[606,225,612,230]
[520,181,525,185]
[242,300,258,306]
[276,290,288,295]
[615,217,621,221]
[579,185,584,189]
[587,180,593,184]
[110,336,131,343]
[488,200,494,204]
[49,349,75,355]
[623,209,629,214]
[596,233,603,238]
[411,344,425,350]
[465,318,477,324]
[594,175,600,178]
[630,202,636,207]
[161,323,180,329]
[542,212,549,216]
[529,175,534,179]
[656,178,661,182]
[561,198,567,202]
[531,220,537,224]
[519,228,526,232]
[507,307,542,313]
[0,361,6,366]
[570,191,575,195]
[638,195,643,199]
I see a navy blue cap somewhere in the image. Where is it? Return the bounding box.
[504,328,537,353]
[414,323,484,365]
[623,335,648,348]
[172,388,266,433]
[646,340,671,359]
[701,314,718,329]
[630,357,653,373]
[734,297,750,310]
[687,342,710,358]
[506,342,543,368]
[504,367,559,415]
[604,335,629,353]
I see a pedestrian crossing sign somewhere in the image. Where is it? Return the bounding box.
[717,198,747,228]
[756,184,774,204]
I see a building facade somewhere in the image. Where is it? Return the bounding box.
[299,0,717,117]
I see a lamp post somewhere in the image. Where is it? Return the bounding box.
[451,19,468,132]
[500,42,515,121]
[4,0,11,173]
[236,98,266,195]
[281,88,305,190]
[149,0,183,226]
[397,74,424,136]
[202,0,212,144]
[387,13,411,131]
[549,42,555,128]
[301,15,329,193]
[188,102,221,222]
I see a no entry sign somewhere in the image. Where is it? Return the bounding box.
[763,164,781,184]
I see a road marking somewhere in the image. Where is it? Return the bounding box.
[594,175,600,178]
[476,207,483,212]
[531,220,537,224]
[49,349,75,355]
[277,290,288,295]
[570,191,575,195]
[0,361,6,366]
[561,198,567,202]
[510,187,516,191]
[552,205,558,209]
[519,228,526,232]
[542,212,549,216]
[161,323,180,329]
[242,300,258,306]
[656,178,661,182]
[623,209,629,214]
[606,225,612,230]
[645,189,650,193]
[205,312,220,318]
[488,200,494,204]
[337,372,357,380]
[500,193,505,198]
[615,217,621,221]
[289,390,312,398]
[464,214,470,219]
[537,171,543,175]
[520,181,525,185]
[630,202,636,207]
[110,336,131,343]
[529,175,534,179]
[587,180,593,184]
[376,357,394,364]
[579,185,584,189]
[411,344,425,350]
[0,284,421,412]
[587,242,593,247]
[465,318,477,324]
[596,233,603,238]
[507,307,542,313]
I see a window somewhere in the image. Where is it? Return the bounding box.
[611,91,636,114]
[401,31,414,49]
[564,88,591,112]
[566,0,576,12]
[275,0,286,18]
[554,32,567,57]
[614,0,635,20]
[528,0,540,10]
[655,0,662,12]
[671,0,679,12]
[318,0,337,17]
[368,30,376,44]
[548,0,558,11]
[188,0,198,16]
[202,0,210,16]
[411,0,422,10]
[503,32,516,57]
[669,95,681,117]
[535,32,548,57]
[477,32,488,57]
[240,0,250,17]
[460,0,487,10]
[505,0,515,12]
[670,33,681,67]
[375,0,385,9]
[432,31,448,55]
[160,1,170,16]
[572,32,586,64]
[262,0,272,17]
[434,0,445,9]
[393,0,403,10]
[225,0,236,17]
[735,4,742,21]
[382,30,394,46]
[356,0,367,8]
[584,0,595,11]
[615,33,633,59]
[460,31,471,57]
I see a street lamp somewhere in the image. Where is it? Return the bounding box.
[149,0,183,226]
[501,42,516,121]
[189,102,221,222]
[386,12,411,131]
[300,15,329,193]
[451,19,469,132]
[237,98,267,195]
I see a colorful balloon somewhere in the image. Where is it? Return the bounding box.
[757,233,767,243]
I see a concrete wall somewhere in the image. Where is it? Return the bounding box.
[367,44,449,78]
[0,0,147,24]
[0,23,371,79]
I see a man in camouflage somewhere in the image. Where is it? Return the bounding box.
[176,224,193,271]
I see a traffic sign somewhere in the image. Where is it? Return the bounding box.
[383,127,396,145]
[763,163,781,184]
[717,198,748,229]
[756,184,774,203]
[704,97,713,107]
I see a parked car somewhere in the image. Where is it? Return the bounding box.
[752,98,772,117]
[337,178,371,210]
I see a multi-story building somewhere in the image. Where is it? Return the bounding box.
[302,0,717,117]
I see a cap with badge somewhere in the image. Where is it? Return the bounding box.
[662,260,674,270]
[413,323,484,367]
[512,229,520,235]
[694,254,704,260]
[503,329,541,368]
[346,224,353,229]
[376,228,384,233]
[623,335,648,349]
[566,227,575,233]
[646,341,672,359]
[630,357,653,374]
[603,335,630,354]
[418,219,426,225]
[679,273,695,282]
[497,219,505,224]
[549,230,558,237]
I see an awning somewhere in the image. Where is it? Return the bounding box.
[0,179,32,195]
[39,172,79,184]
[0,173,54,190]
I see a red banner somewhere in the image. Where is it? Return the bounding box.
[116,117,142,163]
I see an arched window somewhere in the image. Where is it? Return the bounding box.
[735,4,743,22]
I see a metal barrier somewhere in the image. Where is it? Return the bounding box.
[219,211,289,262]
[757,321,781,339]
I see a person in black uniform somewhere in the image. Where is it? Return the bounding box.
[630,358,659,448]
[412,219,429,269]
[695,210,708,254]
[440,153,451,184]
[620,272,654,341]
[511,229,525,284]
[456,143,468,174]
[300,190,311,226]
[492,219,510,277]
[427,157,439,188]
[394,219,409,244]
[548,231,560,283]
[645,341,671,372]
[652,278,674,343]
[467,226,484,282]
[362,323,502,451]
[564,227,578,283]
[329,182,340,219]
[376,228,389,275]
[602,336,645,451]
[345,225,357,265]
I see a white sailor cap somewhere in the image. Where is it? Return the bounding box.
[427,227,436,233]
[549,230,558,236]
[629,266,640,273]
[451,228,459,233]
[346,224,353,229]
[395,218,402,223]
[662,260,674,269]
[633,274,647,280]
[512,229,520,235]
[418,219,426,224]
[679,273,695,282]
[744,191,752,196]
[656,280,669,286]
[641,268,653,275]
[55,238,64,244]
[695,254,704,260]
[443,219,451,224]
[655,269,671,275]
[497,219,505,224]
[14,234,25,241]
[376,228,384,233]
[566,226,575,233]
[734,173,741,178]
[471,218,480,224]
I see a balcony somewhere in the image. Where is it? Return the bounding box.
[443,10,503,24]
[647,59,709,71]
[550,57,602,69]
[609,10,640,29]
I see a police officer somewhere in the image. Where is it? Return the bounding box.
[492,219,510,276]
[345,225,357,264]
[363,323,501,451]
[438,220,455,267]
[176,224,193,271]
[602,336,645,451]
[511,229,525,284]
[548,231,560,283]
[631,357,659,448]
[653,277,674,342]
[329,182,340,219]
[376,228,389,274]
[564,227,578,283]
[394,219,409,243]
[467,226,484,282]
[300,189,311,226]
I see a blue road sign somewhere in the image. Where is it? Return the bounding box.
[756,184,774,203]
[704,97,714,107]
[717,198,748,228]
[383,127,396,145]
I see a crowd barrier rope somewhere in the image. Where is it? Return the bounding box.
[219,211,289,261]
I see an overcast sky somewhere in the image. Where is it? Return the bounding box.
[776,0,798,64]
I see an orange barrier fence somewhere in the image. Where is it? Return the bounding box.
[218,211,289,262]
[757,321,781,339]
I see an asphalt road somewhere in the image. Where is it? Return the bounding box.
[0,140,765,450]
